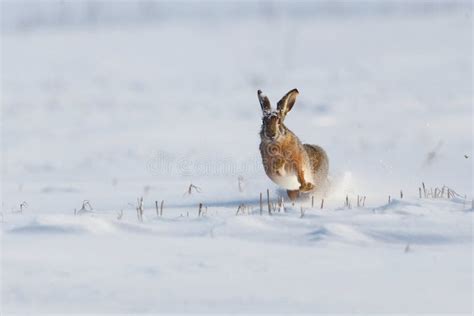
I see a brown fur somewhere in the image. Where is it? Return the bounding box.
[259,127,308,184]
[303,144,329,187]
[287,190,300,201]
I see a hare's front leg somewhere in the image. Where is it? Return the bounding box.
[274,157,285,176]
[297,168,314,192]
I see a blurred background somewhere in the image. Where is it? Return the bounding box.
[1,1,472,212]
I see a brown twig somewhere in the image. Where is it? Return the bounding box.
[76,200,93,215]
[267,189,271,215]
[19,201,28,213]
[236,203,246,215]
[185,183,201,195]
[280,196,285,213]
[136,197,144,222]
[238,176,244,193]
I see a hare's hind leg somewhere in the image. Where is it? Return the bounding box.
[287,189,300,201]
[303,144,329,187]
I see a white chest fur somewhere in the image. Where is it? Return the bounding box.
[268,163,314,190]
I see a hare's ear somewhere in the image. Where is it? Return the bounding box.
[258,90,272,114]
[277,88,299,119]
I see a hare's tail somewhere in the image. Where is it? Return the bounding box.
[303,144,329,186]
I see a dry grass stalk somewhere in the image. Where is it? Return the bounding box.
[446,186,464,199]
[76,200,93,215]
[320,198,324,209]
[160,200,164,216]
[136,197,144,222]
[201,204,208,216]
[279,196,285,213]
[185,183,201,195]
[19,201,28,213]
[236,204,241,215]
[238,176,244,192]
[259,192,263,215]
[400,190,403,199]
[198,203,203,217]
[117,210,124,220]
[421,185,465,200]
[267,189,271,215]
[236,203,247,215]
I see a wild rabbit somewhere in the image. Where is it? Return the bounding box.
[258,89,329,201]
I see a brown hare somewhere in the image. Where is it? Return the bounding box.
[258,89,329,201]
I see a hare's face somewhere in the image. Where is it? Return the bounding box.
[258,88,299,140]
[262,112,282,139]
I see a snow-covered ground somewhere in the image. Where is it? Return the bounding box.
[2,196,473,314]
[1,2,473,314]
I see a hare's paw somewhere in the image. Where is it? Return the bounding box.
[299,182,315,192]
